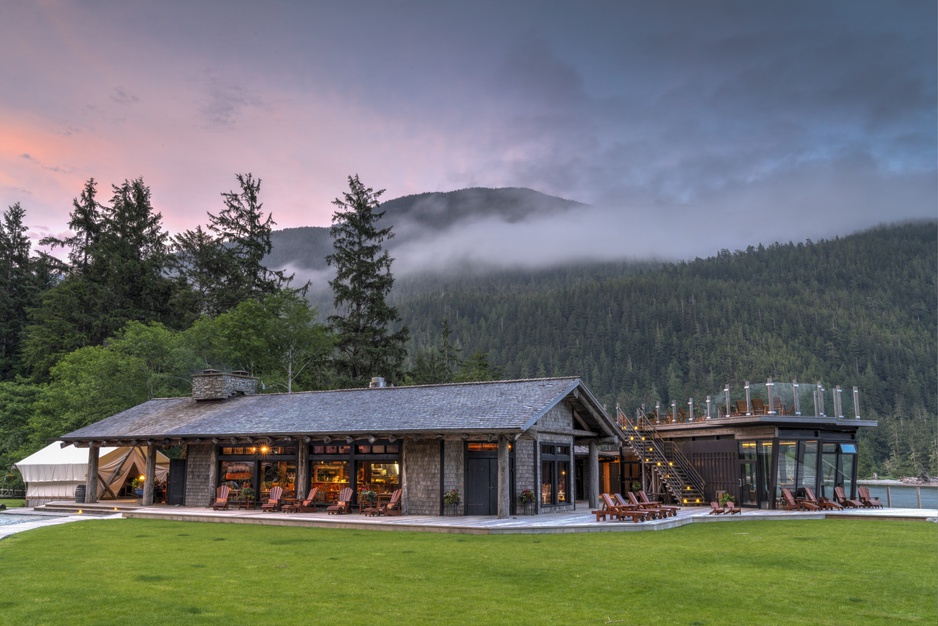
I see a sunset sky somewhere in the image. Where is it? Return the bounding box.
[1,1,935,260]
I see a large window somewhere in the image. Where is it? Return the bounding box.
[541,444,571,506]
[310,440,401,506]
[217,442,298,500]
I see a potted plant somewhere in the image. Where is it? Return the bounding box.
[718,492,735,508]
[517,489,535,514]
[360,490,377,506]
[131,477,144,497]
[241,486,255,507]
[443,489,460,515]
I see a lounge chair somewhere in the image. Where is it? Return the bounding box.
[261,486,283,512]
[724,500,741,515]
[751,398,767,415]
[857,486,884,509]
[640,490,679,515]
[598,493,648,523]
[734,400,748,415]
[211,485,230,510]
[625,492,669,518]
[804,487,842,511]
[781,488,806,511]
[326,487,353,514]
[834,486,863,509]
[708,502,724,515]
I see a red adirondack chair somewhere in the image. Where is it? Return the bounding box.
[261,486,284,512]
[211,485,230,510]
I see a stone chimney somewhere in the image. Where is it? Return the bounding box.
[192,369,258,401]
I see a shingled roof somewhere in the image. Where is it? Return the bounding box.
[59,377,622,444]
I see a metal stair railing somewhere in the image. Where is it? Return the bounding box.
[617,406,707,505]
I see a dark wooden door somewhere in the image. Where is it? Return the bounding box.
[465,457,498,515]
[166,458,187,505]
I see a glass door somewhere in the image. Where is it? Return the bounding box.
[739,442,758,507]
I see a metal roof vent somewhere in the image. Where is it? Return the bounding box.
[369,377,387,389]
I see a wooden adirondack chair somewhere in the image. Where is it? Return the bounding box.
[708,501,724,515]
[326,487,353,514]
[724,500,742,515]
[294,487,319,513]
[857,486,884,508]
[751,398,767,415]
[211,485,231,510]
[381,488,403,516]
[834,485,863,509]
[261,486,283,512]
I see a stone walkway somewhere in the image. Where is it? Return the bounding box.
[10,500,934,537]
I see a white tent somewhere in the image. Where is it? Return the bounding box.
[14,442,169,506]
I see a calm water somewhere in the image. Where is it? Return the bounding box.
[864,485,938,509]
[0,513,63,526]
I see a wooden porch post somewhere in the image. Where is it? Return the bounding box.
[208,444,218,505]
[142,444,156,505]
[85,447,100,503]
[296,441,309,500]
[588,441,599,509]
[497,435,510,519]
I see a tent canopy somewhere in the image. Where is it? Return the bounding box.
[14,442,169,503]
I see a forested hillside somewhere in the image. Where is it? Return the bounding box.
[394,222,937,477]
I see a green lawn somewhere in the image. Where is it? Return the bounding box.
[0,498,25,508]
[0,518,934,625]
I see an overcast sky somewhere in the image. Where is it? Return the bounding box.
[1,0,935,262]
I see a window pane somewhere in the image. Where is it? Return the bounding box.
[541,460,553,504]
[557,461,569,503]
[797,441,818,492]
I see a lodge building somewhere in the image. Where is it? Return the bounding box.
[58,372,876,514]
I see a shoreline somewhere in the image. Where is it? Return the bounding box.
[858,479,938,487]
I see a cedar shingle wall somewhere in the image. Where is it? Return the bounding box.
[184,444,213,506]
[403,440,441,515]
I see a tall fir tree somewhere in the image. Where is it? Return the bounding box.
[326,174,408,386]
[22,177,179,379]
[0,203,42,378]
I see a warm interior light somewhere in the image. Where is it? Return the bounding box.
[260,445,270,454]
[138,474,145,482]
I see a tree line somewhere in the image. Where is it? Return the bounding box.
[395,222,937,479]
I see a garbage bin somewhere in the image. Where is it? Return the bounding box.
[75,484,86,503]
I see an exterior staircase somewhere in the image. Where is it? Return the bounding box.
[617,406,707,505]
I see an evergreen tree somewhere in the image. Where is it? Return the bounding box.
[210,173,295,311]
[326,175,408,386]
[22,178,179,378]
[0,203,41,378]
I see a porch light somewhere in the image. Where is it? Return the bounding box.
[260,445,270,454]
[656,462,662,466]
[138,474,145,483]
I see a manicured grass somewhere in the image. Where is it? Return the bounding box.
[0,498,25,508]
[0,518,934,625]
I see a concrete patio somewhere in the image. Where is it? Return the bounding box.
[6,499,932,539]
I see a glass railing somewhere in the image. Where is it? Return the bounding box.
[642,379,863,422]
